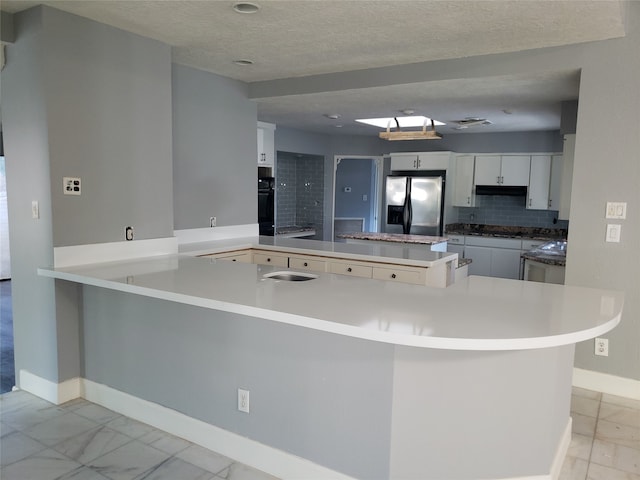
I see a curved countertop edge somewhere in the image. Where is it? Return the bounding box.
[37,266,621,352]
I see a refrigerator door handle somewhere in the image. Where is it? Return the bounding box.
[403,179,412,234]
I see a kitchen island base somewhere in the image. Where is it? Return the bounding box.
[76,285,574,480]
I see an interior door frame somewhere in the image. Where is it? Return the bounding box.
[331,155,384,240]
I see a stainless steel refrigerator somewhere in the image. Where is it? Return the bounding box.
[384,173,445,236]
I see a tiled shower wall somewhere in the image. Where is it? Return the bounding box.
[276,155,324,239]
[455,195,569,229]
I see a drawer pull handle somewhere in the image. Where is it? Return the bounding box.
[304,262,308,267]
[232,259,237,262]
[391,273,397,279]
[347,267,352,272]
[267,258,271,262]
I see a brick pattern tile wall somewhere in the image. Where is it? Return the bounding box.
[455,195,570,229]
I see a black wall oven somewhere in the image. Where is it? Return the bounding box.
[258,177,275,235]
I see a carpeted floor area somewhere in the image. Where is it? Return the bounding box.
[1,279,15,394]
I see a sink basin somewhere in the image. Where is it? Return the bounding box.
[263,271,318,282]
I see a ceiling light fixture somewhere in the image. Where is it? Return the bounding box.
[233,59,254,66]
[380,118,442,141]
[233,2,260,14]
[356,116,444,141]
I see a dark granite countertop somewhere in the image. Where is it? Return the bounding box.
[521,251,566,267]
[457,258,473,268]
[275,225,316,235]
[445,223,567,241]
[337,232,448,245]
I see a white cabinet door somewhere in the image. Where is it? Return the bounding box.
[527,155,551,210]
[390,154,420,171]
[473,155,502,185]
[289,255,327,273]
[453,155,475,206]
[464,246,492,277]
[500,155,531,186]
[548,155,563,211]
[558,134,575,220]
[490,248,523,279]
[252,251,288,267]
[257,121,275,166]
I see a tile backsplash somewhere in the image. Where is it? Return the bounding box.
[455,195,569,230]
[276,155,324,239]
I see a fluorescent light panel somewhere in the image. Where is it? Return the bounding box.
[356,116,446,129]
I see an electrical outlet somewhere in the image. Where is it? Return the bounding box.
[125,226,134,241]
[63,177,81,195]
[31,200,40,219]
[594,337,609,357]
[605,202,627,219]
[606,224,621,243]
[210,216,216,227]
[238,388,250,413]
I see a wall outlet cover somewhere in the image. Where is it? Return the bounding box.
[63,177,81,195]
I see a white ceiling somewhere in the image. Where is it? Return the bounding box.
[1,0,628,136]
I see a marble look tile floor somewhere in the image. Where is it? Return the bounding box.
[560,387,640,480]
[1,388,638,480]
[0,390,280,480]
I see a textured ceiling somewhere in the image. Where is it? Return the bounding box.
[1,0,627,135]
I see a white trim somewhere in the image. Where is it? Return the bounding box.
[174,224,259,245]
[81,379,355,480]
[18,370,81,405]
[54,237,178,268]
[573,368,640,400]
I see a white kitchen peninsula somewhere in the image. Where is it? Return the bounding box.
[37,238,623,480]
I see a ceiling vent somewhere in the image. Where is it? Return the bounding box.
[453,117,493,130]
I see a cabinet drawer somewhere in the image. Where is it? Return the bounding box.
[252,252,289,267]
[289,256,327,273]
[216,252,252,263]
[329,262,372,278]
[372,266,424,285]
[447,235,464,245]
[521,240,546,251]
[464,236,522,249]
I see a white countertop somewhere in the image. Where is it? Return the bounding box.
[179,235,457,268]
[38,240,623,351]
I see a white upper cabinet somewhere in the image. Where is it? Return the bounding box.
[527,155,551,210]
[257,121,276,166]
[390,151,452,171]
[453,155,475,207]
[474,155,530,186]
[557,134,575,220]
[548,155,563,211]
[497,156,531,186]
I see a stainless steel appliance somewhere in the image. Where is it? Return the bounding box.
[384,172,445,236]
[258,177,275,236]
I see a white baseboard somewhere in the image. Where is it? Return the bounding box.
[573,368,640,400]
[54,237,178,268]
[81,379,355,480]
[18,370,81,405]
[174,224,258,244]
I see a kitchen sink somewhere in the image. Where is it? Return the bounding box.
[263,271,318,282]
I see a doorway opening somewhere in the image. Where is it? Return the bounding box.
[332,156,383,241]
[1,153,15,394]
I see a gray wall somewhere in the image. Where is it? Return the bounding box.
[334,158,375,231]
[44,9,173,246]
[82,286,394,479]
[2,7,59,382]
[2,6,174,383]
[172,64,257,230]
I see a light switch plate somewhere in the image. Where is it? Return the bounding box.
[606,224,621,243]
[63,177,81,195]
[605,202,626,219]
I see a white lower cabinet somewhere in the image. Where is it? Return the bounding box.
[328,261,373,278]
[201,251,252,263]
[372,266,425,285]
[463,237,523,280]
[289,255,327,273]
[252,251,289,268]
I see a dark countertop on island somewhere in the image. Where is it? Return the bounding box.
[337,232,448,245]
